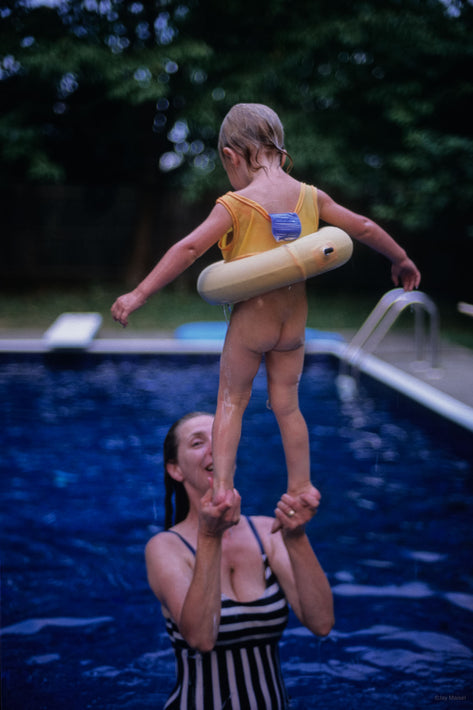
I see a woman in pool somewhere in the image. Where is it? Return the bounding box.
[145,411,334,709]
[112,103,420,510]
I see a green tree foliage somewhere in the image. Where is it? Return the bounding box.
[186,0,473,238]
[1,0,472,291]
[0,0,212,184]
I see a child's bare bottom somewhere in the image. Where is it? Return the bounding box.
[212,283,314,502]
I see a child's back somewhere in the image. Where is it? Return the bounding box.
[235,169,302,215]
[221,166,310,354]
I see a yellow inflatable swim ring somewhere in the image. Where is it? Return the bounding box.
[197,226,353,305]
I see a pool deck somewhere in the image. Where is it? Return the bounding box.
[1,327,472,434]
[344,330,473,433]
[361,332,473,409]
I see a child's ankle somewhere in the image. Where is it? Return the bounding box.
[288,480,314,497]
[212,482,233,503]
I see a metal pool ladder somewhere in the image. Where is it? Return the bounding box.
[340,288,440,375]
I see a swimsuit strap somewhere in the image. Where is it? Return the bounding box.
[245,515,265,555]
[165,516,265,557]
[165,529,196,556]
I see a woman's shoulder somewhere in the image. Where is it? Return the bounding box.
[145,527,190,557]
[145,529,197,608]
[145,528,197,584]
[248,514,274,531]
[246,515,289,560]
[145,529,171,557]
[246,515,279,549]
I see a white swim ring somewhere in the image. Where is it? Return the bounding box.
[197,226,353,305]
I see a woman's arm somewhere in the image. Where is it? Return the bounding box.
[278,528,334,636]
[111,203,232,326]
[262,492,335,637]
[318,189,420,291]
[145,488,240,653]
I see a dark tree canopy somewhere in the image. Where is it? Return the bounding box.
[1,0,472,292]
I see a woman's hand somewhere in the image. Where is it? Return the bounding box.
[199,481,241,537]
[272,488,321,535]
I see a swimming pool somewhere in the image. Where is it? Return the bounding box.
[1,353,472,709]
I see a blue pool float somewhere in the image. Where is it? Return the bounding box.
[174,322,344,342]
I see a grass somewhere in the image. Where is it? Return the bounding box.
[0,285,218,332]
[0,285,378,332]
[0,284,472,349]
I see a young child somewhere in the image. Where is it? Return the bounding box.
[112,103,420,511]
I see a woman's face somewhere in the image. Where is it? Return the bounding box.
[172,414,214,491]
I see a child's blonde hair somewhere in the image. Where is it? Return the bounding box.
[218,103,292,172]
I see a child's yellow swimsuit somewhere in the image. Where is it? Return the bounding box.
[216,183,319,262]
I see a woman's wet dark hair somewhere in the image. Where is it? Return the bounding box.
[163,411,212,530]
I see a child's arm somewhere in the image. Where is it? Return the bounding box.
[318,190,421,291]
[111,203,232,326]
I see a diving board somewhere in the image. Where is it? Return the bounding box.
[43,312,103,350]
[458,302,473,318]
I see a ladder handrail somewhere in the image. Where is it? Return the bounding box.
[342,289,440,370]
[344,288,406,352]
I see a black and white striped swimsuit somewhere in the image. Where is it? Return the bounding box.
[163,516,290,709]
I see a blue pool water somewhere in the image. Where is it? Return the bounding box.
[1,353,472,709]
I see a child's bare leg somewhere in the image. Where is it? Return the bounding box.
[266,347,314,498]
[276,407,312,496]
[212,329,262,501]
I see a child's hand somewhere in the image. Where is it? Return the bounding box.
[391,257,421,292]
[111,289,147,327]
